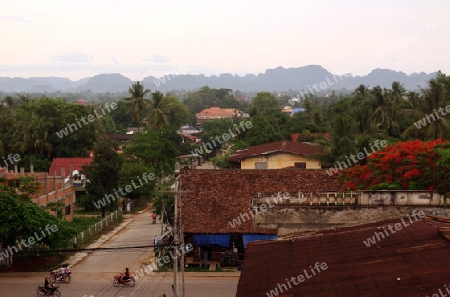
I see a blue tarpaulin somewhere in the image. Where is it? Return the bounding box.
[243,234,277,248]
[193,234,230,248]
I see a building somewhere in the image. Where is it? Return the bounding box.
[1,170,75,222]
[226,140,323,169]
[195,107,248,125]
[236,215,450,296]
[179,169,344,269]
[101,134,133,152]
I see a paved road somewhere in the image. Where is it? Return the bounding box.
[0,211,239,297]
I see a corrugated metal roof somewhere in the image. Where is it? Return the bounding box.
[236,216,450,296]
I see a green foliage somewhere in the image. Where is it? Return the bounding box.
[82,139,123,217]
[184,86,242,115]
[152,192,174,225]
[124,129,178,178]
[0,177,76,249]
[247,92,281,116]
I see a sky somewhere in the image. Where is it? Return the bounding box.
[0,0,449,81]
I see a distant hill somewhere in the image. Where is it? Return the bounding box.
[0,65,437,93]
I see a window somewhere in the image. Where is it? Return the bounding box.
[294,162,306,169]
[65,204,71,216]
[255,162,268,169]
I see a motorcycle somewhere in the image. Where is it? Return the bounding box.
[49,271,71,283]
[113,274,135,287]
[152,217,156,224]
[36,285,61,297]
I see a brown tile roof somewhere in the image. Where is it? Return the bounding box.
[227,140,323,161]
[180,169,345,235]
[236,216,450,296]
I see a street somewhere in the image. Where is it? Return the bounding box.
[0,211,239,297]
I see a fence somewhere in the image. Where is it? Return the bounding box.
[71,208,123,246]
[252,191,359,207]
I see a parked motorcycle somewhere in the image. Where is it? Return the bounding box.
[36,285,61,296]
[49,271,71,283]
[113,274,135,287]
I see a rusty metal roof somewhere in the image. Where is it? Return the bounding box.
[236,216,450,296]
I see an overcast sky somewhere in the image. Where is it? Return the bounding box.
[1,0,448,81]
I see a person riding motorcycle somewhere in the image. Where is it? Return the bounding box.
[120,268,131,284]
[44,277,56,294]
[151,212,157,223]
[63,264,71,276]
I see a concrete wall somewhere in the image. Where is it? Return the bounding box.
[2,171,75,222]
[241,153,321,169]
[254,206,450,236]
[360,191,443,206]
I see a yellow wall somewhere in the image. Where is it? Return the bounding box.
[240,153,321,169]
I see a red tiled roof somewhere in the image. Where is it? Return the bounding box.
[48,158,93,176]
[227,140,323,161]
[236,216,450,296]
[180,169,345,234]
[196,107,242,118]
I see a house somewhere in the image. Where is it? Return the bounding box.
[291,107,305,116]
[101,134,133,152]
[179,124,203,135]
[281,106,293,116]
[226,140,323,169]
[179,169,344,269]
[195,107,248,125]
[236,215,450,296]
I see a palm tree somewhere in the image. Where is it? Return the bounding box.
[124,81,151,132]
[145,91,168,130]
[402,78,449,139]
[370,86,398,135]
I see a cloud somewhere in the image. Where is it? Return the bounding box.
[51,52,92,63]
[145,55,170,63]
[0,15,34,24]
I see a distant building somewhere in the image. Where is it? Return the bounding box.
[73,99,88,105]
[196,107,248,125]
[291,107,305,116]
[226,140,323,169]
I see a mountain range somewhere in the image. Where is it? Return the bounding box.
[0,65,437,94]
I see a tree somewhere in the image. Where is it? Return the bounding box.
[340,139,450,192]
[402,78,449,140]
[145,91,168,130]
[247,92,281,116]
[161,95,190,129]
[0,176,75,251]
[82,139,123,217]
[124,81,151,132]
[123,129,178,179]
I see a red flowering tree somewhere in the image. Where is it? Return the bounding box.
[340,139,450,193]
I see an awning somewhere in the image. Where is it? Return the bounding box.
[192,234,230,248]
[243,234,277,248]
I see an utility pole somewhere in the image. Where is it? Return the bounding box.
[160,199,165,235]
[173,175,180,297]
[160,174,191,297]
